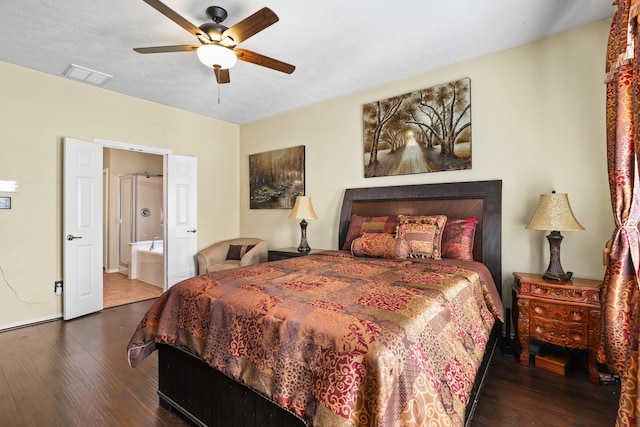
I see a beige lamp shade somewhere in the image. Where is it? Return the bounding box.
[288,196,318,220]
[526,193,584,231]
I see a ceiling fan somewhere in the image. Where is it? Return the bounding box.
[134,0,295,84]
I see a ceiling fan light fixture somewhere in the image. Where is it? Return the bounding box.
[196,44,237,69]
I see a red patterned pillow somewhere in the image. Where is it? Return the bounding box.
[351,233,409,259]
[342,214,399,250]
[442,217,478,260]
[397,215,447,259]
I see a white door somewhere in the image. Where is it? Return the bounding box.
[63,137,103,320]
[166,154,198,287]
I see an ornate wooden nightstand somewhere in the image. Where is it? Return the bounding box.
[267,247,327,261]
[512,272,603,384]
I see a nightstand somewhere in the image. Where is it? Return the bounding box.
[267,247,327,261]
[512,272,603,384]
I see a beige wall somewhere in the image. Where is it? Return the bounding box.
[0,61,240,329]
[240,19,612,306]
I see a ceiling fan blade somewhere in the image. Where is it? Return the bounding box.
[143,0,209,41]
[134,45,199,54]
[235,48,295,74]
[222,8,278,45]
[213,67,231,84]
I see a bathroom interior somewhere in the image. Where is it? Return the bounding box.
[103,148,165,306]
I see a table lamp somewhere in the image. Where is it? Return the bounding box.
[526,191,584,281]
[288,196,318,252]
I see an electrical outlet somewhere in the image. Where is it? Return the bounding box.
[54,281,63,295]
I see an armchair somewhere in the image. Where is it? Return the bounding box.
[197,237,268,274]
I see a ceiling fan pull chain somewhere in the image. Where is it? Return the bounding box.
[218,82,221,104]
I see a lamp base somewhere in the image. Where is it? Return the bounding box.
[542,270,568,281]
[297,219,311,252]
[297,242,311,252]
[542,231,569,281]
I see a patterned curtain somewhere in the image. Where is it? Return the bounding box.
[601,1,640,425]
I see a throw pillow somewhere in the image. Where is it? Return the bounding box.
[342,214,399,250]
[396,222,438,259]
[442,217,478,260]
[226,244,256,260]
[397,215,447,259]
[351,233,409,259]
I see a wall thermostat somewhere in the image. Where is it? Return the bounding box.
[0,197,11,209]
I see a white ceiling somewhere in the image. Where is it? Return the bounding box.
[0,1,611,124]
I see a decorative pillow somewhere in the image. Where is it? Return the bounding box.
[342,214,399,250]
[226,244,256,260]
[442,217,478,260]
[397,215,447,259]
[396,222,439,259]
[351,233,409,260]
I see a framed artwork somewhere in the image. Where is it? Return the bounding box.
[363,77,471,178]
[249,145,305,209]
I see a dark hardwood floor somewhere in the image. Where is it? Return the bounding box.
[472,348,620,426]
[0,299,189,427]
[0,299,620,426]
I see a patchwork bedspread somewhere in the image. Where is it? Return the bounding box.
[127,251,503,426]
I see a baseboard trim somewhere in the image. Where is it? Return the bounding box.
[0,313,62,332]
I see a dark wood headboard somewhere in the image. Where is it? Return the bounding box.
[338,180,502,297]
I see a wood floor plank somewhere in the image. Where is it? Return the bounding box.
[5,347,70,426]
[0,356,24,427]
[471,351,619,426]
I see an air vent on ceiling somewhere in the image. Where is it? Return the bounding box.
[62,64,112,86]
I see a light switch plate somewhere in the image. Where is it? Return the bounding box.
[0,180,18,192]
[0,197,11,209]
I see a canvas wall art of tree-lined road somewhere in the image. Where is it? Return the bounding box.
[363,78,471,178]
[249,145,305,209]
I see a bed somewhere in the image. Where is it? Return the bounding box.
[127,180,503,427]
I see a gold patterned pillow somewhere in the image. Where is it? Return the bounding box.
[396,215,447,259]
[351,233,409,259]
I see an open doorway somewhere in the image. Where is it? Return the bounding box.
[64,137,197,320]
[103,148,163,307]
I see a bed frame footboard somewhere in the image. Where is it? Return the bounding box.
[158,343,305,427]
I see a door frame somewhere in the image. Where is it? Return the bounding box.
[116,173,133,272]
[95,139,171,288]
[102,168,109,270]
[65,138,198,320]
